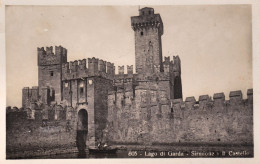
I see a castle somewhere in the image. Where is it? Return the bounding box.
[20,7,253,149]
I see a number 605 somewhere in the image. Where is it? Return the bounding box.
[128,151,138,156]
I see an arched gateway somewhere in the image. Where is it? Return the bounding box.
[77,109,88,131]
[75,104,97,150]
[76,109,88,154]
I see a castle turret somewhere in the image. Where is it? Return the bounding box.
[131,7,164,74]
[38,46,67,104]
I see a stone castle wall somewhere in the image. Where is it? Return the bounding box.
[20,46,253,148]
[105,89,253,145]
[6,110,78,158]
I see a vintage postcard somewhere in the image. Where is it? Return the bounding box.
[1,0,260,163]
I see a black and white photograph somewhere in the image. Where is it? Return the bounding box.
[1,0,260,163]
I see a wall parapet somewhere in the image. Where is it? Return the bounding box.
[38,46,67,66]
[213,92,225,100]
[171,89,253,110]
[22,86,39,109]
[131,9,163,35]
[162,55,181,74]
[199,95,210,101]
[62,57,115,80]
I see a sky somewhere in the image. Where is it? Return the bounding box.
[6,5,252,107]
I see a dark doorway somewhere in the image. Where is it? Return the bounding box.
[77,109,88,131]
[76,109,88,157]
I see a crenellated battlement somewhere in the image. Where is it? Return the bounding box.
[113,65,135,87]
[113,63,173,85]
[131,8,163,35]
[78,59,87,70]
[127,65,133,74]
[162,55,181,75]
[170,89,253,111]
[114,65,134,75]
[98,59,107,72]
[38,46,67,66]
[112,61,180,89]
[22,86,39,109]
[108,86,253,134]
[108,88,253,115]
[114,55,181,78]
[118,66,124,75]
[62,57,115,80]
[107,62,115,75]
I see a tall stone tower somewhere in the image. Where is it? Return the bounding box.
[37,46,67,104]
[131,7,164,74]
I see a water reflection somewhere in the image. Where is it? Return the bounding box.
[76,130,88,158]
[77,152,87,158]
[34,151,124,159]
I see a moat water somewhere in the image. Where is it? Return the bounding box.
[33,151,128,159]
